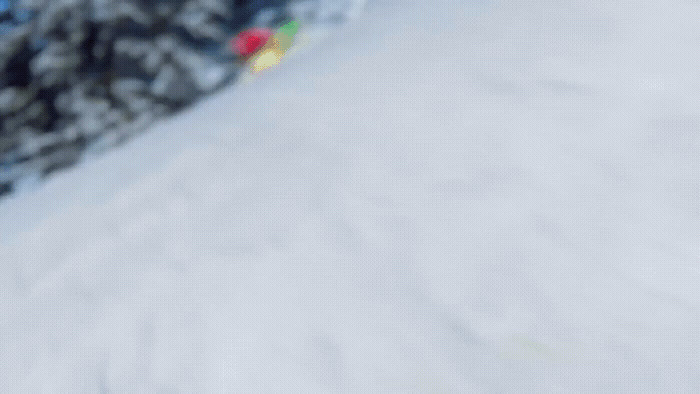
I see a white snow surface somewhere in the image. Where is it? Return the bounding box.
[1,0,699,391]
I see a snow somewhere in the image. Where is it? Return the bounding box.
[1,0,699,391]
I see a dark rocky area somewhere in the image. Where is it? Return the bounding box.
[0,0,320,198]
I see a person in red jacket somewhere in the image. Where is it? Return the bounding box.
[230,21,300,76]
[230,27,274,58]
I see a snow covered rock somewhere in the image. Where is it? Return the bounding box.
[150,63,198,106]
[0,0,304,196]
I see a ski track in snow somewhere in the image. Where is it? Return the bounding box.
[1,0,699,391]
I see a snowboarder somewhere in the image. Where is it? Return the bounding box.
[230,21,300,74]
[230,27,274,58]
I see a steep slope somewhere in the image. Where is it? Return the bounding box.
[1,0,698,391]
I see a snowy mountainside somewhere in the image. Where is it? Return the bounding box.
[1,0,699,392]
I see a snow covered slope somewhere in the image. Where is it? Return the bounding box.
[1,0,699,391]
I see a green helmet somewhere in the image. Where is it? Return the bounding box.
[277,20,300,38]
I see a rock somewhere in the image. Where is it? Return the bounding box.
[1,114,20,133]
[1,103,50,133]
[89,25,114,63]
[16,127,42,157]
[61,124,80,141]
[110,77,149,101]
[172,45,227,92]
[0,23,31,71]
[53,90,73,115]
[150,63,197,105]
[111,78,153,117]
[90,0,114,22]
[84,129,119,156]
[76,113,106,137]
[114,2,151,26]
[155,35,178,54]
[16,0,45,10]
[15,126,64,159]
[251,7,288,27]
[231,0,288,27]
[154,2,181,19]
[130,109,156,132]
[0,135,18,155]
[112,37,162,78]
[197,0,231,19]
[34,0,87,43]
[287,0,351,23]
[39,139,84,177]
[103,108,127,128]
[22,100,51,129]
[0,86,36,115]
[54,83,110,117]
[0,182,11,197]
[0,157,23,183]
[30,41,81,87]
[110,78,152,116]
[93,0,164,24]
[174,1,226,42]
[153,103,170,117]
[81,96,111,118]
[193,62,227,92]
[0,24,33,87]
[125,96,154,117]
